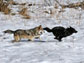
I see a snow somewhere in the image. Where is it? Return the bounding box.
[0,0,84,63]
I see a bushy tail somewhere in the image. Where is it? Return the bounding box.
[43,27,52,32]
[3,30,15,34]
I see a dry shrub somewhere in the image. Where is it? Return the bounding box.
[28,4,33,6]
[61,1,84,9]
[19,8,30,19]
[19,8,28,16]
[0,2,11,14]
[6,0,18,5]
[28,3,35,6]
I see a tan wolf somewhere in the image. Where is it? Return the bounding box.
[4,25,44,42]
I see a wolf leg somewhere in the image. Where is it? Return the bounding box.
[37,36,42,41]
[28,37,34,41]
[54,36,62,42]
[57,37,62,42]
[12,34,20,42]
[28,39,34,41]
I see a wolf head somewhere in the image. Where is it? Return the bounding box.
[36,25,44,35]
[66,26,77,33]
[70,26,77,33]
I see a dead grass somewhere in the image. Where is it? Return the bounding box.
[0,2,11,14]
[6,0,18,5]
[61,1,84,9]
[19,8,30,19]
[19,8,28,16]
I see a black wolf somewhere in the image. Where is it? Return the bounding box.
[43,26,77,41]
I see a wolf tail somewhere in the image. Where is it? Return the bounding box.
[43,27,52,32]
[3,30,15,34]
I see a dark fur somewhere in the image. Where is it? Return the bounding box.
[43,26,77,41]
[4,30,15,34]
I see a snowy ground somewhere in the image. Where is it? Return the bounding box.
[0,0,84,63]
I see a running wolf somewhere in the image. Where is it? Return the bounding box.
[43,26,77,41]
[4,25,44,42]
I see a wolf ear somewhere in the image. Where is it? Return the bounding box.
[38,25,42,29]
[69,26,72,28]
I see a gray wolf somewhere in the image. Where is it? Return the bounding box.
[4,25,44,42]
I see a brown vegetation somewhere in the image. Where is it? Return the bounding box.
[5,0,18,5]
[0,2,11,14]
[61,1,84,9]
[19,8,30,19]
[8,0,18,5]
